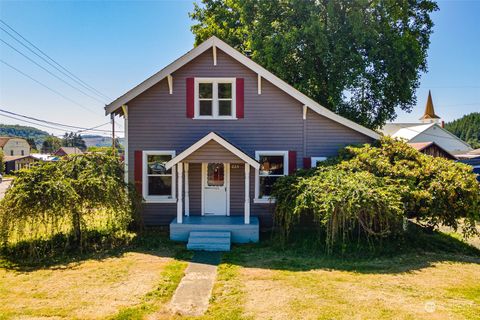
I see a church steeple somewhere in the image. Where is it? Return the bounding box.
[420,90,441,123]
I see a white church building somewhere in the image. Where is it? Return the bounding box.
[381,91,473,154]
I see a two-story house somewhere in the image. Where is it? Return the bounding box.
[105,37,380,250]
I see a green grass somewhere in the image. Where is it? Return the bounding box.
[193,226,480,320]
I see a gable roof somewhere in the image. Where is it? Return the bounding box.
[54,147,84,155]
[165,132,260,170]
[105,36,379,140]
[408,141,456,159]
[381,122,472,151]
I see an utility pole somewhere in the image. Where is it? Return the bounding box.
[111,113,116,156]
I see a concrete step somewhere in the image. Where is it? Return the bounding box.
[187,231,231,252]
[189,231,231,238]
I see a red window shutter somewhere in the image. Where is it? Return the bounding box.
[303,157,311,169]
[288,151,297,174]
[236,78,244,118]
[134,150,143,195]
[186,77,194,118]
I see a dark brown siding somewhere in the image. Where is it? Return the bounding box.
[127,48,374,226]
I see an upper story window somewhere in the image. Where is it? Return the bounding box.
[195,78,236,119]
[10,150,14,156]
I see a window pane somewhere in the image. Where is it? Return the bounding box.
[218,83,232,98]
[259,176,280,198]
[199,100,213,115]
[199,83,212,99]
[148,176,172,196]
[219,100,232,116]
[207,163,224,186]
[147,155,172,174]
[259,155,284,175]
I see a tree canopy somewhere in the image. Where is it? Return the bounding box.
[190,0,438,129]
[62,132,87,151]
[444,112,480,149]
[41,135,62,153]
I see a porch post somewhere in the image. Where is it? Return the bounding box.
[177,162,183,224]
[184,163,189,216]
[244,164,250,224]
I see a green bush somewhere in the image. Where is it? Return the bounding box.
[338,137,480,236]
[272,137,480,251]
[0,153,140,256]
[273,168,406,252]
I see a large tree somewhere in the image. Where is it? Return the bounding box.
[62,132,87,151]
[190,0,438,129]
[41,135,62,154]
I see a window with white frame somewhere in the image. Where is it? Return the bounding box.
[255,151,288,201]
[311,157,327,168]
[143,151,176,202]
[195,78,236,119]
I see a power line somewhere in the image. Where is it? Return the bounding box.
[0,108,118,133]
[0,37,105,104]
[0,19,111,101]
[0,112,118,134]
[0,25,109,104]
[0,59,103,117]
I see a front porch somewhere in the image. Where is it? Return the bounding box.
[170,216,259,243]
[164,132,261,249]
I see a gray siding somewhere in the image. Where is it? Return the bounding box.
[184,140,244,163]
[127,47,373,226]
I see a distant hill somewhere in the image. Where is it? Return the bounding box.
[444,112,480,149]
[0,124,50,147]
[82,135,125,148]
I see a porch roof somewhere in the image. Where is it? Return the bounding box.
[165,132,260,170]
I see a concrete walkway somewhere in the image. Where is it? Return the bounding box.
[169,251,221,316]
[0,179,12,200]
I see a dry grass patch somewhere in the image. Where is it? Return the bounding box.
[239,259,480,320]
[0,252,176,319]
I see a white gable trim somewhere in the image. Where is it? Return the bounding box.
[105,36,380,140]
[165,132,260,170]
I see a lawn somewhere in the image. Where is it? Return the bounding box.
[199,227,480,320]
[0,234,190,320]
[0,228,479,320]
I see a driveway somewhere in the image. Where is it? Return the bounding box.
[0,178,12,199]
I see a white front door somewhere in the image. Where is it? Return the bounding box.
[202,163,229,215]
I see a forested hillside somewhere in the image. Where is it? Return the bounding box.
[444,112,480,149]
[0,124,49,146]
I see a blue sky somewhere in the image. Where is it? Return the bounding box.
[0,0,479,137]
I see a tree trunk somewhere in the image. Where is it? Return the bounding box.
[71,209,82,250]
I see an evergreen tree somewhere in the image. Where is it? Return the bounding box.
[41,136,62,154]
[444,112,480,149]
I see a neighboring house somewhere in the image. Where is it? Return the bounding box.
[105,36,379,249]
[381,92,472,154]
[0,137,31,157]
[53,147,84,156]
[456,148,480,182]
[408,142,456,160]
[4,155,39,173]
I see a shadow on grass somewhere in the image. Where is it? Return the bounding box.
[223,223,480,275]
[0,229,193,272]
[2,224,479,275]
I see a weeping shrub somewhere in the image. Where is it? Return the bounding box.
[272,137,480,251]
[0,153,140,256]
[338,137,480,236]
[272,168,405,251]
